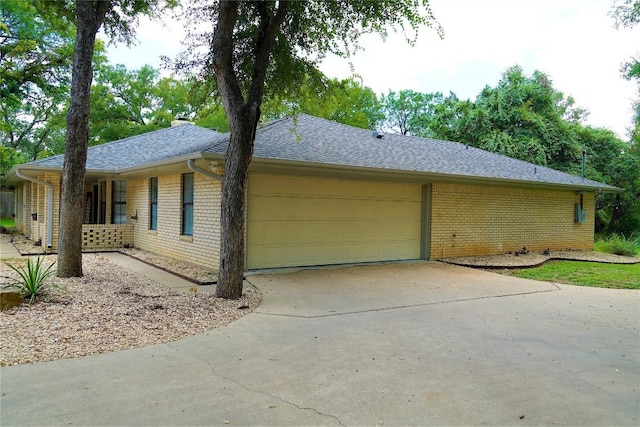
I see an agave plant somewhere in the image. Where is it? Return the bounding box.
[6,256,58,304]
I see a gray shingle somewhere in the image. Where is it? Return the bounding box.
[21,114,617,191]
[30,124,221,170]
[206,114,616,191]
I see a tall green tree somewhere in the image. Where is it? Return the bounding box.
[415,66,586,172]
[56,0,174,278]
[0,1,75,171]
[608,0,640,234]
[380,90,444,136]
[263,77,383,129]
[0,146,24,178]
[90,64,205,144]
[178,1,442,298]
[575,126,638,234]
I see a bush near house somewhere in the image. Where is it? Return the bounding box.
[595,234,640,257]
[5,257,60,304]
[0,218,14,228]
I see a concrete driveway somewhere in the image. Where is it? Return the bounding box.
[1,262,638,426]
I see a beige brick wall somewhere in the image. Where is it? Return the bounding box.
[129,173,221,270]
[82,224,133,250]
[430,183,595,258]
[45,173,61,249]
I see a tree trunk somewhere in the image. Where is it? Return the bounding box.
[606,193,627,234]
[216,106,258,299]
[57,1,110,278]
[212,1,289,299]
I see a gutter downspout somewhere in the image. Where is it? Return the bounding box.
[187,159,224,182]
[16,169,53,248]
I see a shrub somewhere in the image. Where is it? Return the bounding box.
[6,256,58,304]
[595,234,639,257]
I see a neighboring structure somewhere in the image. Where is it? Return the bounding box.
[0,190,14,219]
[3,114,618,269]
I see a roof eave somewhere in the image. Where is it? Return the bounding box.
[3,164,121,184]
[249,157,621,193]
[117,152,210,176]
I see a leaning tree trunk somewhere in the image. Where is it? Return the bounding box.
[216,106,258,299]
[212,0,289,298]
[57,1,110,278]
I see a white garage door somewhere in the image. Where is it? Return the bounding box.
[247,173,423,269]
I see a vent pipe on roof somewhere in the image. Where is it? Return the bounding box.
[15,169,53,248]
[581,146,586,181]
[187,159,223,182]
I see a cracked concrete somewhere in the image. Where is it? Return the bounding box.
[1,262,638,426]
[167,339,346,426]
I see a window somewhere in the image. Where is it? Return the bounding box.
[112,180,127,224]
[181,173,194,236]
[149,177,158,230]
[99,181,106,224]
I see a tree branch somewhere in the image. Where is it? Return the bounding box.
[248,0,290,108]
[212,1,243,117]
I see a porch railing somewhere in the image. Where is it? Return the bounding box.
[82,224,133,250]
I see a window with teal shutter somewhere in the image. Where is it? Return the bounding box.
[181,173,194,236]
[149,177,158,230]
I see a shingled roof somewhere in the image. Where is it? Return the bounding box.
[205,114,618,191]
[10,114,617,191]
[26,123,221,171]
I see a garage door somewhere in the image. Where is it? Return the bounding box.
[247,173,423,269]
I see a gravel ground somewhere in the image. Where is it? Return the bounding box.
[440,249,639,268]
[120,247,217,284]
[0,252,261,367]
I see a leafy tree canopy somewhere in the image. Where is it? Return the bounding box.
[381,66,589,172]
[174,0,442,110]
[263,76,383,129]
[0,0,75,165]
[611,0,640,29]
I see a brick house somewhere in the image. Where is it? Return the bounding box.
[4,114,618,269]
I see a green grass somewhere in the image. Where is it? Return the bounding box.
[594,234,639,257]
[0,218,14,228]
[505,260,640,289]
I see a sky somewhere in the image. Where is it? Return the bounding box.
[105,0,639,139]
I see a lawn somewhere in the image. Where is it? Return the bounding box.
[505,260,640,289]
[0,218,14,228]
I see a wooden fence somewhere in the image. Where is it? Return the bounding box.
[0,192,14,218]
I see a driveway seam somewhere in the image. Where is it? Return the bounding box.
[254,286,562,319]
[163,342,346,426]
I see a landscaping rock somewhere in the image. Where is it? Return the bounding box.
[1,289,23,310]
